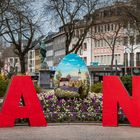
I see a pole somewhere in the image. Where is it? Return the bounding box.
[115,59,118,75]
[124,51,127,75]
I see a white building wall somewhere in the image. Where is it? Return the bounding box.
[46,41,54,67]
[28,50,35,74]
[70,29,93,66]
[4,57,20,73]
[125,44,140,67]
[92,23,125,66]
[79,37,92,66]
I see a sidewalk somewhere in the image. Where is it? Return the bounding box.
[0,124,140,140]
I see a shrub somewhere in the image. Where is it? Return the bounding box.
[55,80,89,99]
[79,80,90,98]
[55,88,80,98]
[0,74,9,97]
[120,76,132,95]
[90,82,102,93]
[34,85,42,94]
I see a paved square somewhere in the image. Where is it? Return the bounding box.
[0,124,140,140]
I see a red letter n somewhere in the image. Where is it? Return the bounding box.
[103,76,140,127]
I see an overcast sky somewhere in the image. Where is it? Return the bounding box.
[32,0,116,36]
[32,0,59,36]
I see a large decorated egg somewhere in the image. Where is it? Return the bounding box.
[54,53,90,98]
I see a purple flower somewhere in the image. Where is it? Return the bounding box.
[47,95,54,100]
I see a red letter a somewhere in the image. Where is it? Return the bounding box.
[0,76,47,127]
[103,76,140,127]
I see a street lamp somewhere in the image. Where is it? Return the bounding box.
[123,28,135,76]
[124,48,127,75]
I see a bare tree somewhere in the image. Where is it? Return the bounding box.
[0,0,11,36]
[115,0,140,75]
[115,0,140,33]
[44,0,100,54]
[92,22,123,73]
[123,26,138,75]
[2,1,43,74]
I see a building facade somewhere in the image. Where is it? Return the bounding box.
[28,45,41,75]
[52,32,66,66]
[28,3,140,80]
[45,36,54,67]
[2,46,21,74]
[28,49,35,74]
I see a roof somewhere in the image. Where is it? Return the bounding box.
[70,76,79,81]
[3,46,18,58]
[60,78,70,82]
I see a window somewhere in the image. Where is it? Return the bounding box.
[130,53,134,66]
[72,44,75,49]
[101,55,103,64]
[136,35,140,45]
[124,53,128,67]
[83,43,87,51]
[10,58,13,63]
[98,26,100,33]
[30,68,32,73]
[80,29,83,36]
[101,40,103,47]
[29,52,32,58]
[55,49,65,56]
[94,56,97,61]
[104,55,107,64]
[100,25,103,32]
[104,41,107,46]
[130,36,135,45]
[95,26,97,33]
[117,54,121,64]
[123,37,128,46]
[104,24,107,32]
[98,40,100,47]
[76,30,79,38]
[15,58,18,64]
[104,10,108,17]
[136,52,140,66]
[111,24,114,31]
[29,60,33,67]
[79,47,83,55]
[130,22,134,29]
[83,57,87,63]
[95,40,97,47]
[73,31,75,37]
[107,24,110,31]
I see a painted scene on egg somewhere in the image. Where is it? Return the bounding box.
[54,53,90,98]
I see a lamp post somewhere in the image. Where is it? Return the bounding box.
[124,49,127,75]
[124,28,135,76]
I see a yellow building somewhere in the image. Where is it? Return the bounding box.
[28,45,41,75]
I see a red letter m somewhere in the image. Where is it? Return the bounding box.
[103,76,140,127]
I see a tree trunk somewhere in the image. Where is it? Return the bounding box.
[111,49,115,75]
[65,33,71,55]
[19,55,26,74]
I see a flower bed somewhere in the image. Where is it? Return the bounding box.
[39,91,102,122]
[55,88,80,98]
[38,90,126,123]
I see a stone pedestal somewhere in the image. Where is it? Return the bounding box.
[39,69,55,89]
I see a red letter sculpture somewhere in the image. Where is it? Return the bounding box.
[0,76,47,127]
[103,76,140,127]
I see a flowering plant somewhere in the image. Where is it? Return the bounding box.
[39,91,102,122]
[38,90,126,123]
